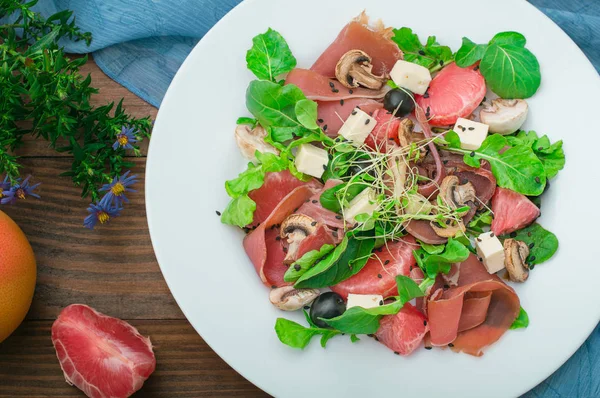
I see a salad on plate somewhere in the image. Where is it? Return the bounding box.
[220,12,564,357]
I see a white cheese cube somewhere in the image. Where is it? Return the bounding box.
[475,232,506,274]
[344,188,379,223]
[453,118,489,150]
[338,108,377,145]
[390,60,432,95]
[347,294,384,310]
[294,144,328,178]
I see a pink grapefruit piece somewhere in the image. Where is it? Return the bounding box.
[415,63,486,127]
[51,304,156,398]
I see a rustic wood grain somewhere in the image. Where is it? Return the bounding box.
[0,57,266,396]
[0,320,267,397]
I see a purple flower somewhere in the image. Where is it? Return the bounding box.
[112,126,138,150]
[1,175,40,205]
[84,197,122,229]
[99,171,138,206]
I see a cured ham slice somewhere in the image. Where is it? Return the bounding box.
[248,170,322,226]
[286,69,388,101]
[317,99,381,137]
[427,254,520,356]
[375,303,429,356]
[296,179,346,233]
[331,235,417,299]
[52,304,156,398]
[244,185,321,286]
[491,187,540,236]
[310,12,402,78]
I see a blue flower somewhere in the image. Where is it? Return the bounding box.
[112,126,138,150]
[99,171,138,206]
[84,197,122,229]
[1,175,40,205]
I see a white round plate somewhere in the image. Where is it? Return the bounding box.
[146,0,600,396]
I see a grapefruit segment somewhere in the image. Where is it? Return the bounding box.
[51,304,156,398]
[375,303,429,356]
[491,187,541,236]
[415,63,486,127]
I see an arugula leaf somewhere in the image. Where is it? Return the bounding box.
[350,334,361,343]
[417,241,445,255]
[450,134,546,196]
[274,318,339,349]
[246,29,297,81]
[468,210,493,233]
[456,31,541,99]
[507,131,565,179]
[391,28,453,72]
[510,307,530,330]
[414,238,470,279]
[295,99,319,130]
[294,233,375,289]
[322,276,423,334]
[455,37,487,67]
[236,117,258,128]
[246,80,318,143]
[221,151,290,227]
[503,223,558,265]
[284,244,335,282]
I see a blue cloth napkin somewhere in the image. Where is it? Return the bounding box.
[29,1,600,396]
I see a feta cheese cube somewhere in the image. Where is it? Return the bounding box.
[475,232,506,274]
[347,294,384,310]
[344,188,379,223]
[338,108,377,145]
[453,118,489,150]
[294,144,328,178]
[390,60,432,95]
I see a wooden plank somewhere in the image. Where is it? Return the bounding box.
[0,320,267,397]
[1,157,182,320]
[15,55,156,158]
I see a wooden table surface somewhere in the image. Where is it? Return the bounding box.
[0,57,267,397]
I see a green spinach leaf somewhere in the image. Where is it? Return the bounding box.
[507,131,565,179]
[503,223,558,265]
[284,244,335,282]
[510,307,530,330]
[391,28,454,72]
[274,318,340,349]
[246,29,297,81]
[295,99,319,130]
[490,31,527,47]
[455,37,487,67]
[294,233,375,289]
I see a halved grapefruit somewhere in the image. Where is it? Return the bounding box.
[415,63,486,127]
[51,304,156,398]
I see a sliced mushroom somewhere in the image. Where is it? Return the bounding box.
[269,286,320,311]
[280,214,318,265]
[397,118,427,159]
[439,175,476,211]
[430,218,465,238]
[503,239,530,282]
[479,99,528,135]
[335,50,387,90]
[235,124,279,161]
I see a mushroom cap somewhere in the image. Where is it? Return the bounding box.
[269,286,320,311]
[479,99,528,135]
[430,219,466,238]
[280,214,318,238]
[335,49,387,90]
[234,124,279,161]
[503,238,530,282]
[439,175,476,210]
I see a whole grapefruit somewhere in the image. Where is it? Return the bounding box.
[0,210,36,343]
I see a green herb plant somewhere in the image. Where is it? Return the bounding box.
[0,1,152,226]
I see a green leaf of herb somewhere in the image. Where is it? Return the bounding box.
[414,238,470,279]
[295,99,319,130]
[396,274,425,304]
[455,37,487,67]
[220,195,256,228]
[236,117,258,128]
[246,28,297,82]
[490,31,527,47]
[510,307,530,330]
[319,180,368,213]
[391,28,454,72]
[502,223,558,265]
[274,318,339,349]
[284,244,335,282]
[294,232,375,289]
[508,131,565,179]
